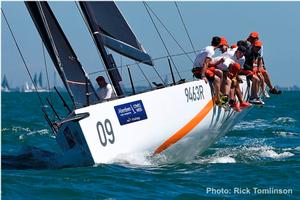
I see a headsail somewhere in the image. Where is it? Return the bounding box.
[79,2,153,66]
[25,2,99,108]
[33,73,38,87]
[38,72,43,88]
[1,75,10,90]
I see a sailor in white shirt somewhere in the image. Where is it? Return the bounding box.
[96,76,117,100]
[193,46,215,69]
[225,46,246,67]
[224,46,251,110]
[192,36,224,105]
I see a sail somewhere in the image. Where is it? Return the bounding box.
[25,82,29,90]
[25,2,99,108]
[79,2,153,66]
[1,75,10,90]
[38,72,43,88]
[33,73,38,87]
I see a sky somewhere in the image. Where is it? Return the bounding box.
[1,1,300,89]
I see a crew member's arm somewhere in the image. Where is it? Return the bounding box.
[214,57,225,66]
[105,84,114,99]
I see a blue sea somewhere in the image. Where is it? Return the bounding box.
[1,91,300,199]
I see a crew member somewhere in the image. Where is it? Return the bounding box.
[246,32,282,96]
[96,76,116,100]
[243,40,264,104]
[193,36,224,105]
[227,46,251,111]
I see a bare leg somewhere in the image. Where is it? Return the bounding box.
[262,71,273,89]
[258,73,265,94]
[251,75,260,99]
[213,75,221,103]
[262,70,282,94]
[235,84,243,103]
[215,69,225,95]
[229,87,235,100]
[223,77,232,96]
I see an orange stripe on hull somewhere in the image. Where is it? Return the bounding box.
[154,99,214,154]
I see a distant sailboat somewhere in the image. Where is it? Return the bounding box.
[38,72,43,88]
[21,72,48,92]
[36,72,47,92]
[22,81,32,93]
[1,74,11,92]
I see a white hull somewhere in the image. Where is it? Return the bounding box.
[56,76,251,166]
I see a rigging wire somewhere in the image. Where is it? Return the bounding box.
[88,49,200,76]
[41,41,53,103]
[1,8,44,107]
[174,2,196,56]
[143,2,182,80]
[41,41,57,120]
[143,2,194,64]
[135,62,153,89]
[151,65,165,85]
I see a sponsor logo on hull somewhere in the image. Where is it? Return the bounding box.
[114,100,148,125]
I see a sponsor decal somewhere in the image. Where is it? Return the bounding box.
[114,100,148,125]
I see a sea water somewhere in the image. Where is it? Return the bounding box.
[1,91,300,199]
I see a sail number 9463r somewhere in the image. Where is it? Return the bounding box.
[184,85,204,102]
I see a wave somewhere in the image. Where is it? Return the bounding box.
[2,146,95,170]
[19,129,53,140]
[284,146,300,152]
[1,126,31,134]
[233,117,297,131]
[193,140,295,164]
[1,126,54,141]
[259,149,294,159]
[232,119,272,131]
[195,156,236,164]
[2,143,295,170]
[273,117,296,125]
[108,152,153,166]
[1,146,58,170]
[273,131,299,137]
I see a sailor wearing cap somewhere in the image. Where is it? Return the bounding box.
[247,32,281,96]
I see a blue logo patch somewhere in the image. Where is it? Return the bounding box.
[114,100,148,125]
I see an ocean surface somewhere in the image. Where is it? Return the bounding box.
[1,91,300,199]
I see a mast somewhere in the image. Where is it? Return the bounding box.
[79,2,124,96]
